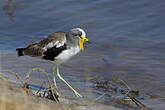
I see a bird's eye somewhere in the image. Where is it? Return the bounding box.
[78,31,82,37]
[78,33,82,37]
[72,31,82,37]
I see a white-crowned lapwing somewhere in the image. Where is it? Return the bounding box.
[16,28,89,97]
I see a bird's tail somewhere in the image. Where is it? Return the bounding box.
[16,48,25,56]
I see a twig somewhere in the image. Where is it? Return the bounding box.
[85,93,106,106]
[0,73,10,80]
[26,68,59,102]
[0,70,24,84]
[118,79,131,91]
[117,78,151,110]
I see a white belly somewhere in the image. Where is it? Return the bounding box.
[54,46,80,64]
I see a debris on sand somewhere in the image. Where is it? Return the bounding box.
[0,80,72,110]
[94,78,152,110]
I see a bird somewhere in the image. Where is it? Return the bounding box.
[16,28,89,97]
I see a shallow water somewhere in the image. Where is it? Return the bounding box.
[0,0,165,109]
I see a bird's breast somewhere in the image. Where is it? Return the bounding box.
[54,46,80,63]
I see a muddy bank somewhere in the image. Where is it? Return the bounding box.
[0,80,72,110]
[0,52,123,110]
[1,52,164,110]
[0,80,123,110]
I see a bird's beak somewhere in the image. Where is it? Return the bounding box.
[83,37,89,42]
[79,36,89,50]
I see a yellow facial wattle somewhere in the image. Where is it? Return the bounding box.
[79,37,89,50]
[79,38,84,50]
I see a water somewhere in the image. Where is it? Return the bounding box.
[0,0,165,109]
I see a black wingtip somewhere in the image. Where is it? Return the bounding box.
[16,48,25,56]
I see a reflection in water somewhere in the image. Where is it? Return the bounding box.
[2,0,20,21]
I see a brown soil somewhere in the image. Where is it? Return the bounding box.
[0,80,72,110]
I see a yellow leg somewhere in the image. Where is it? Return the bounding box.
[55,64,82,97]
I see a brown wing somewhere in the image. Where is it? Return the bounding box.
[23,42,43,57]
[38,32,66,47]
[21,32,66,57]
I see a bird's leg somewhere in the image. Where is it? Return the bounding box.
[51,64,60,98]
[52,65,58,89]
[56,65,82,97]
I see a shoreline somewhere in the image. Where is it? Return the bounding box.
[0,80,72,110]
[0,79,123,110]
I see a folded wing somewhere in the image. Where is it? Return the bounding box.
[16,32,67,61]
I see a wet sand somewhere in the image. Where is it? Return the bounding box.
[0,52,123,110]
[1,51,165,110]
[0,80,72,110]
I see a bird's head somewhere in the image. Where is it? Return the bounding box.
[70,28,89,50]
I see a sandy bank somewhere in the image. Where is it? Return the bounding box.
[0,80,72,110]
